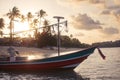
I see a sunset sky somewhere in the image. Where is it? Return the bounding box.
[0,0,120,44]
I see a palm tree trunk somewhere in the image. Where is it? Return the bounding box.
[12,22,14,43]
[10,20,13,45]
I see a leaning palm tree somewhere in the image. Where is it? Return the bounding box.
[0,18,5,37]
[6,6,21,44]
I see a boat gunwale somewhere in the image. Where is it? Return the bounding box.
[0,46,96,65]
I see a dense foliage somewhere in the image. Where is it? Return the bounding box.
[36,32,89,48]
[37,32,57,48]
[92,40,120,47]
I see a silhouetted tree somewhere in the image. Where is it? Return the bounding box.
[92,40,120,47]
[43,19,51,34]
[21,15,26,22]
[6,6,21,44]
[0,18,5,37]
[32,19,39,39]
[37,32,57,48]
[36,9,47,33]
[61,36,72,47]
[27,12,33,29]
[71,38,81,47]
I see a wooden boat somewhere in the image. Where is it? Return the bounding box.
[0,46,103,71]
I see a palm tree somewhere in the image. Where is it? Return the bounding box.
[43,19,51,34]
[0,18,5,37]
[27,12,33,28]
[37,9,47,28]
[21,15,26,22]
[27,12,34,38]
[6,6,21,44]
[27,12,33,31]
[32,19,39,39]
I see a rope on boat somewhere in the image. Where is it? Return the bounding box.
[97,47,106,60]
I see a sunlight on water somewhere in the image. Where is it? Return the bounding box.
[75,47,120,80]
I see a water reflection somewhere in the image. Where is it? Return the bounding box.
[0,70,89,80]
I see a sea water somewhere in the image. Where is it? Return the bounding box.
[0,47,120,80]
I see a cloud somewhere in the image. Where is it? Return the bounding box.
[101,9,111,14]
[89,0,105,4]
[57,0,105,4]
[58,0,120,19]
[57,0,105,6]
[102,27,119,35]
[100,0,120,22]
[70,13,102,30]
[101,9,120,23]
[114,0,120,5]
[56,0,84,7]
[111,10,120,23]
[101,3,120,14]
[58,0,84,3]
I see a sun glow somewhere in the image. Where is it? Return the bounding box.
[13,22,34,37]
[27,55,35,60]
[14,22,29,32]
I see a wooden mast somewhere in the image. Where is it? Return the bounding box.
[53,16,64,56]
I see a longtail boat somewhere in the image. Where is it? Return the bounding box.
[0,46,105,71]
[0,16,106,71]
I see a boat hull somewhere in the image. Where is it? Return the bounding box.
[0,47,96,71]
